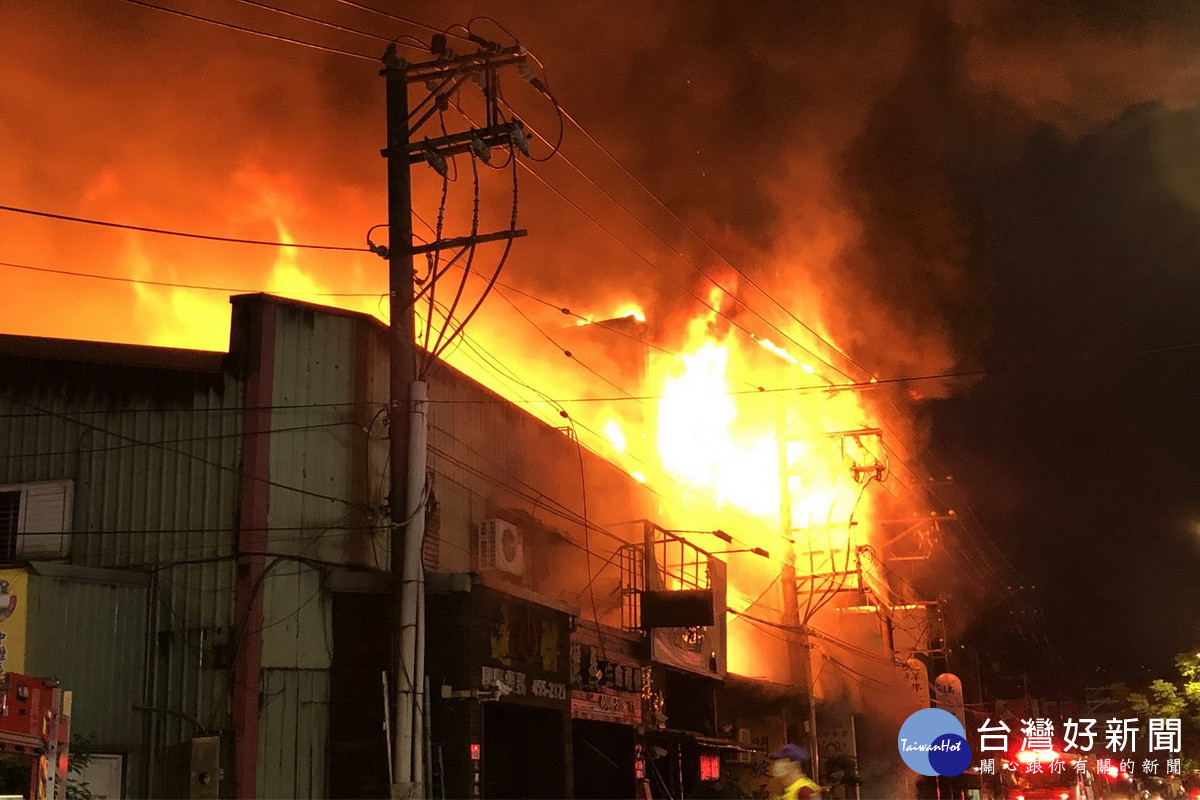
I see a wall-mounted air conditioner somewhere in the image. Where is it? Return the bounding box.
[477,519,525,578]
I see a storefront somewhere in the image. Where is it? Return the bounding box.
[427,581,571,799]
[569,630,646,799]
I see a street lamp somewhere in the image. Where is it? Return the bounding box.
[708,547,771,559]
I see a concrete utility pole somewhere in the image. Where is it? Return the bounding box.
[379,38,529,799]
[776,400,821,782]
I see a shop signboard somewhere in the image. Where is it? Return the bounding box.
[570,689,642,725]
[476,589,570,710]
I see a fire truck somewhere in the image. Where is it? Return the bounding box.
[987,746,1091,800]
[0,673,70,800]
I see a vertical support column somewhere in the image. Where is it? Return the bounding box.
[777,399,819,779]
[233,298,275,799]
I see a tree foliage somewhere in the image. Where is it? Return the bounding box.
[1121,651,1200,770]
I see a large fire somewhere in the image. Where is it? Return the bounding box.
[4,153,909,684]
[1,0,921,688]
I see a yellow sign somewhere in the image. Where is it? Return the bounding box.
[0,569,29,674]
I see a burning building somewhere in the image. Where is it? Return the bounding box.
[0,290,962,798]
[0,3,1044,797]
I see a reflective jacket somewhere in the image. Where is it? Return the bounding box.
[781,775,822,800]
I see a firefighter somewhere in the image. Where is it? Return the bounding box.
[769,744,822,800]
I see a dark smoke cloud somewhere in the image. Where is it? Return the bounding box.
[7,0,1200,687]
[7,0,1200,369]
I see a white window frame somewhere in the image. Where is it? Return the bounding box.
[0,479,73,560]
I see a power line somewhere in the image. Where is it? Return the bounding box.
[0,419,359,462]
[503,105,855,384]
[359,11,859,382]
[490,285,649,407]
[447,100,850,385]
[327,2,469,42]
[0,204,366,252]
[11,524,381,537]
[229,0,391,45]
[0,400,384,419]
[2,395,365,510]
[114,0,377,61]
[547,101,874,381]
[435,321,786,553]
[0,259,382,296]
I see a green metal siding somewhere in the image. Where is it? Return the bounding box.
[266,303,384,570]
[0,353,243,798]
[254,304,384,799]
[22,563,149,750]
[258,668,329,800]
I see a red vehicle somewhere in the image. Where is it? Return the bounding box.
[991,748,1090,800]
[0,673,71,800]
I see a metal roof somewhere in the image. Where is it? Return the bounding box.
[0,333,225,373]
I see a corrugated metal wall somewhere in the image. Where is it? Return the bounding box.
[23,562,149,749]
[254,303,384,799]
[258,667,330,800]
[0,353,241,798]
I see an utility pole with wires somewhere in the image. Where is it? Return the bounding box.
[378,32,533,800]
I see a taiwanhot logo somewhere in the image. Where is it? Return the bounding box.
[897,708,973,777]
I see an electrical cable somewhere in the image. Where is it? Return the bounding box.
[805,475,876,624]
[228,0,393,46]
[125,0,379,61]
[568,416,609,659]
[491,286,649,406]
[0,204,366,252]
[0,419,358,462]
[449,99,851,385]
[425,154,482,368]
[437,13,849,380]
[0,259,380,296]
[500,113,851,383]
[430,147,520,364]
[518,73,875,380]
[420,168,454,363]
[328,1,464,41]
[1,394,366,510]
[427,319,776,558]
[0,400,384,419]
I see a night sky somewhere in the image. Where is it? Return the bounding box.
[930,101,1200,684]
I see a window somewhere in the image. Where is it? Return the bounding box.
[0,491,19,561]
[0,481,73,561]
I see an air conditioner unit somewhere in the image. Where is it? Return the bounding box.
[477,519,525,577]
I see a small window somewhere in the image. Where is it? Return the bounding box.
[0,481,73,561]
[0,491,19,561]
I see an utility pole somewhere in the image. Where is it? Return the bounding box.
[379,37,530,799]
[776,400,820,782]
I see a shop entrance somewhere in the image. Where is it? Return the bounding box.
[328,592,390,799]
[572,719,636,799]
[482,703,566,799]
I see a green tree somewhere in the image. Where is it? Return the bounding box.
[1121,651,1200,770]
[0,733,96,798]
[64,733,96,800]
